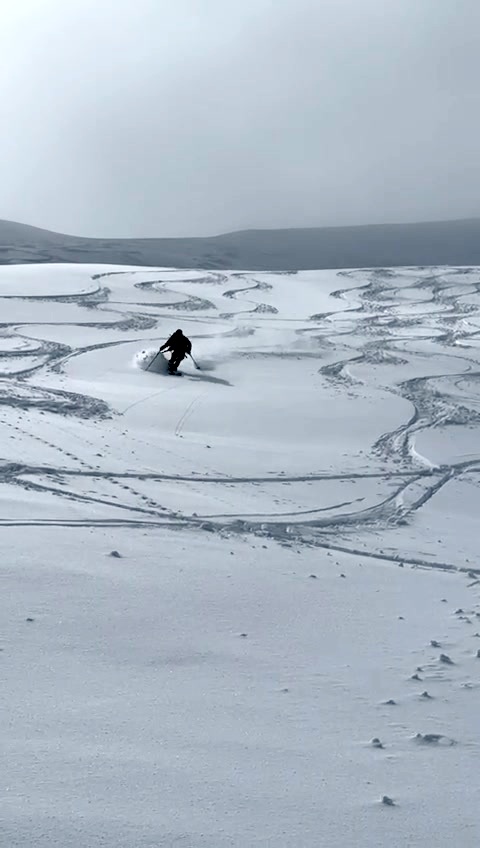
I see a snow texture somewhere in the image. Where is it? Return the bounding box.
[1,263,480,846]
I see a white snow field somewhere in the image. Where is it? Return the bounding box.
[1,263,480,847]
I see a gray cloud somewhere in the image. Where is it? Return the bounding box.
[0,0,479,237]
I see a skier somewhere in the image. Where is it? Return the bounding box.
[158,329,192,374]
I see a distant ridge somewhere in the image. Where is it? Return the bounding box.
[1,217,480,270]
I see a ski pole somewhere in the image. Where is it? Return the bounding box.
[189,353,201,370]
[146,350,162,372]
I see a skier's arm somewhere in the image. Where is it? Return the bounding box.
[159,333,175,352]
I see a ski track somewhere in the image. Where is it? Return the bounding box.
[1,264,480,572]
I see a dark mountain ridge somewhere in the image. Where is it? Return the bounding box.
[1,217,480,270]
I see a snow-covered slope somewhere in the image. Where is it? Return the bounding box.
[2,264,480,846]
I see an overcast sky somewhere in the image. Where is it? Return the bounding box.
[0,0,478,237]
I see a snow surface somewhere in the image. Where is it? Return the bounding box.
[1,263,480,846]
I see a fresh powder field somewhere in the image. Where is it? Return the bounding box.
[1,263,479,847]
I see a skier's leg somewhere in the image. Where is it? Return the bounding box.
[169,352,181,373]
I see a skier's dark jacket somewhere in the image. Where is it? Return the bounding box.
[160,330,192,355]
